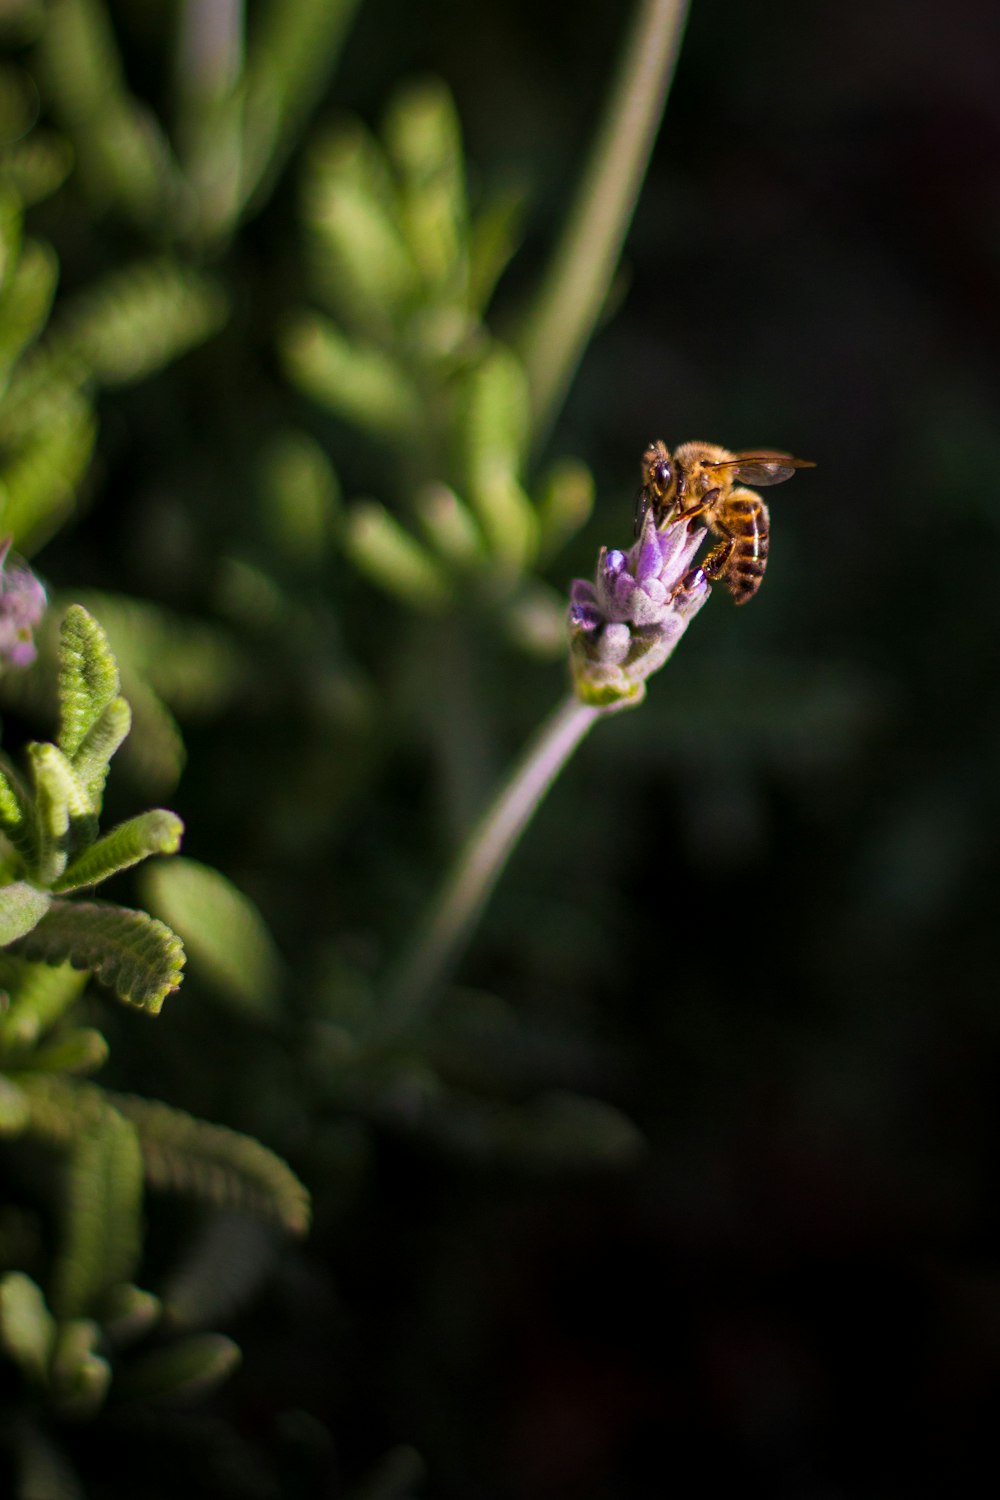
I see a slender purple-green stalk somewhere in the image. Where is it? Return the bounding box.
[380,694,600,1034]
[380,510,710,1035]
[518,0,691,445]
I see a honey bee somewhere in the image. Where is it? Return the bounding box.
[635,439,815,605]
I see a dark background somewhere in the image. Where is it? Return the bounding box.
[338,3,1000,1492]
[26,0,1000,1494]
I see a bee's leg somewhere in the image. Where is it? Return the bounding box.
[672,530,734,597]
[633,485,652,538]
[699,534,736,580]
[674,486,722,527]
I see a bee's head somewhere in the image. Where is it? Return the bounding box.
[642,441,675,500]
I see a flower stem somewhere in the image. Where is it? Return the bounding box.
[517,0,691,446]
[379,692,601,1036]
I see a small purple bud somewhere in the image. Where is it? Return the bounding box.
[0,540,47,671]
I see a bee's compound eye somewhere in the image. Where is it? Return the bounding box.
[653,460,673,491]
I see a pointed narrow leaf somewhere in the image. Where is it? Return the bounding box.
[116,1332,240,1405]
[50,1318,111,1419]
[384,80,467,294]
[11,899,185,1013]
[241,0,362,210]
[70,696,131,809]
[0,1271,56,1383]
[0,881,52,945]
[40,0,185,232]
[61,260,227,387]
[27,742,93,884]
[458,346,537,569]
[468,188,525,315]
[303,123,418,334]
[0,131,75,207]
[0,1074,30,1134]
[257,430,341,565]
[281,314,422,437]
[415,483,485,569]
[0,238,59,380]
[52,1104,143,1319]
[101,1282,160,1348]
[28,1026,108,1076]
[57,606,119,760]
[535,457,595,561]
[344,501,451,612]
[113,1092,310,1236]
[140,856,280,1020]
[0,756,37,869]
[0,388,96,549]
[461,343,531,490]
[53,809,183,893]
[0,959,87,1049]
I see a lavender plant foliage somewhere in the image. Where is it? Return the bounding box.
[568,508,710,706]
[0,539,46,671]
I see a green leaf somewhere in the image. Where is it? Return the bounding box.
[535,457,595,561]
[281,313,422,437]
[113,1093,310,1236]
[0,237,59,382]
[57,605,120,761]
[256,429,341,566]
[302,121,417,335]
[39,0,187,232]
[49,1318,111,1419]
[115,1332,240,1406]
[0,187,21,293]
[0,390,96,548]
[0,958,87,1049]
[414,483,485,569]
[27,742,93,885]
[344,501,452,612]
[52,1104,143,1319]
[53,809,183,893]
[68,695,131,809]
[0,881,52,944]
[0,1271,56,1383]
[241,0,362,213]
[26,1026,108,1076]
[58,259,227,387]
[0,1072,30,1133]
[0,759,36,868]
[468,187,525,315]
[458,345,537,569]
[461,342,530,486]
[11,899,185,1013]
[0,130,75,206]
[100,1282,160,1348]
[384,79,467,295]
[140,856,281,1021]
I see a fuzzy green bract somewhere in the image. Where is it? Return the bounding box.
[0,605,186,1011]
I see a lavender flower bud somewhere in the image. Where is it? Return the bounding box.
[568,508,710,706]
[0,540,47,671]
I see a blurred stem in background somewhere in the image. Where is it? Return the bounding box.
[518,0,691,447]
[380,694,600,1036]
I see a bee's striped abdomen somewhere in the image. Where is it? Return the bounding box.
[724,494,769,605]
